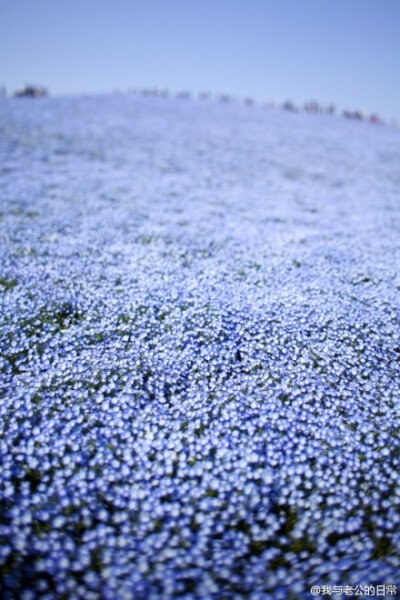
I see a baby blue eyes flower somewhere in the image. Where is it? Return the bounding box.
[1,94,399,599]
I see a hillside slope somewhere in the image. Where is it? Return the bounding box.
[1,95,400,599]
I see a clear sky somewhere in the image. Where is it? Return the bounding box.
[1,0,399,120]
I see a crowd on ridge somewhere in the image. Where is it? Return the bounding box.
[4,82,393,126]
[124,87,387,125]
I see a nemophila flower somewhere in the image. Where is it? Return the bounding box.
[1,95,399,599]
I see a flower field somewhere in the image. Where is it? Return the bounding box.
[1,95,400,599]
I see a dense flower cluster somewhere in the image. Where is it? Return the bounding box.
[1,95,400,599]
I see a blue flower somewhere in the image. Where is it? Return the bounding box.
[1,92,399,599]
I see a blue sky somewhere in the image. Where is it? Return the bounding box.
[1,0,399,120]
